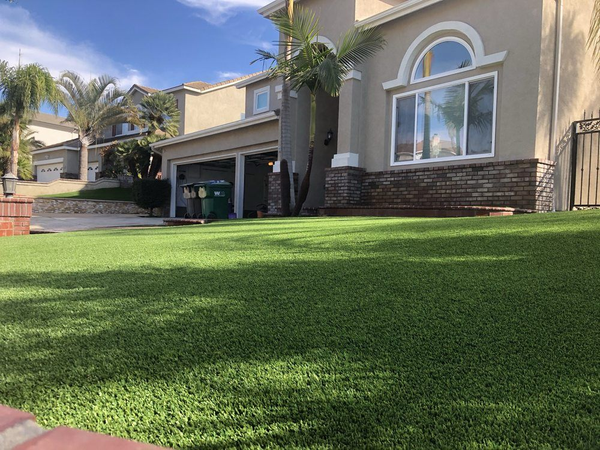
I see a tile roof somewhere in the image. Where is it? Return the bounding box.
[133,85,159,94]
[180,72,268,92]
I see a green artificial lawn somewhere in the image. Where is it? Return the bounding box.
[39,187,133,201]
[1,212,599,449]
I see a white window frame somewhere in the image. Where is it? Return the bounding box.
[390,71,498,167]
[253,87,270,115]
[411,37,476,85]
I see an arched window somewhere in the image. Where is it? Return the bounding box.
[412,38,474,83]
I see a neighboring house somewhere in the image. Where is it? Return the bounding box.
[155,0,600,217]
[30,74,254,183]
[28,113,76,147]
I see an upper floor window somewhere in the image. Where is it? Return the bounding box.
[412,38,474,83]
[253,87,270,115]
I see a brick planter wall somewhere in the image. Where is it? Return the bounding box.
[33,198,147,215]
[324,167,366,207]
[0,197,33,237]
[324,159,555,212]
[267,172,298,215]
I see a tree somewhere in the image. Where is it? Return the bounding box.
[115,91,180,179]
[0,116,44,179]
[57,71,134,181]
[0,60,59,176]
[590,0,600,69]
[256,7,385,215]
[279,0,295,215]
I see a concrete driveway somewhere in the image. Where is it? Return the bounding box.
[31,214,165,233]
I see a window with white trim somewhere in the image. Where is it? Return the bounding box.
[253,87,270,115]
[392,73,497,164]
[412,38,474,83]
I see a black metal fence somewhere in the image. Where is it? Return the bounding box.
[570,113,600,209]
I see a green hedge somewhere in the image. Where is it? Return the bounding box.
[132,179,170,216]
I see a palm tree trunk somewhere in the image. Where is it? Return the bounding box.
[148,154,162,179]
[9,117,20,176]
[280,0,296,214]
[79,140,89,181]
[293,91,316,216]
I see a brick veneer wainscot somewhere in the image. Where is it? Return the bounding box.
[325,159,555,212]
[0,197,33,237]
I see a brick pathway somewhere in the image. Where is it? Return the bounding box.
[0,405,168,450]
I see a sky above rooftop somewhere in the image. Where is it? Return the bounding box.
[0,0,277,91]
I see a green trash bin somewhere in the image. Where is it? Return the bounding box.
[195,181,233,220]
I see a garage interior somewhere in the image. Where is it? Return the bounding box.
[174,150,277,219]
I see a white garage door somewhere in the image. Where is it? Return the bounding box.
[37,164,63,183]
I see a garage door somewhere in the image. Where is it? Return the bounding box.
[37,164,63,183]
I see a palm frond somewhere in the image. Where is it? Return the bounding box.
[589,0,600,70]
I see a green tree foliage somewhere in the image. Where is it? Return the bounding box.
[57,71,135,181]
[0,60,59,177]
[115,92,180,180]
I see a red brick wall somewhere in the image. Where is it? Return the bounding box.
[324,159,556,212]
[0,197,33,237]
[267,172,298,215]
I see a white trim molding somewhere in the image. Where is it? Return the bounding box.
[331,152,360,168]
[383,22,508,91]
[344,70,363,82]
[390,72,498,167]
[253,86,271,115]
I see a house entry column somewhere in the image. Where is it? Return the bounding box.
[332,70,363,168]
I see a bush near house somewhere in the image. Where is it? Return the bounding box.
[132,179,170,216]
[40,188,133,202]
[0,212,598,449]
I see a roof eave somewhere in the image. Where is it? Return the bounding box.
[355,0,446,28]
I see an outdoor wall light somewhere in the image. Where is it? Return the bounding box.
[2,173,18,198]
[324,129,335,146]
[268,161,275,167]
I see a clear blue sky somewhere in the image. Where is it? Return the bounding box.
[0,0,277,91]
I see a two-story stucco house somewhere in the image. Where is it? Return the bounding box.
[155,0,599,218]
[30,74,252,183]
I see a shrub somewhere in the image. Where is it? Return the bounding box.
[132,179,170,216]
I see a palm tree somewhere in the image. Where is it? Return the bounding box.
[279,0,296,215]
[256,7,385,216]
[589,0,600,69]
[0,116,44,180]
[115,91,180,179]
[57,71,135,181]
[0,60,59,176]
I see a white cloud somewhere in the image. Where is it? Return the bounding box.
[215,71,244,81]
[177,0,273,25]
[0,4,148,90]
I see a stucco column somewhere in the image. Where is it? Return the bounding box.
[332,70,363,168]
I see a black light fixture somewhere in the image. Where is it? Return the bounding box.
[324,128,335,146]
[2,172,18,198]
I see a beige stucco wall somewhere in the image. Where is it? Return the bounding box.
[28,121,76,147]
[355,0,400,22]
[160,119,280,177]
[183,85,246,134]
[244,78,281,118]
[548,0,600,210]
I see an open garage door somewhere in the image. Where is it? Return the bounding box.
[243,151,277,218]
[174,158,236,218]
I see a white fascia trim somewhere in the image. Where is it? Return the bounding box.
[236,72,271,89]
[151,112,279,150]
[356,0,446,29]
[127,86,150,97]
[31,146,79,155]
[258,0,301,17]
[33,157,64,166]
[162,85,204,94]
